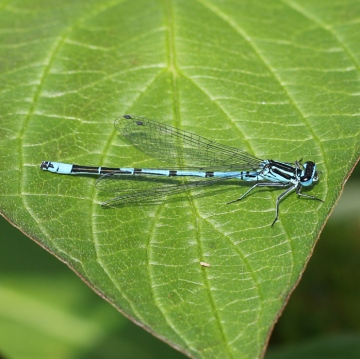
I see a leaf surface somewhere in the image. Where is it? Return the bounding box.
[1,0,359,358]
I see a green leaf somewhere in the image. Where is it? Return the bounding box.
[1,0,359,358]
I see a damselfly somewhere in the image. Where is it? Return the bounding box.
[40,115,323,226]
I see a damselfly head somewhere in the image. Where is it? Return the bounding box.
[299,161,317,186]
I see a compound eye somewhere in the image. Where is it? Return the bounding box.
[300,175,312,185]
[300,161,316,186]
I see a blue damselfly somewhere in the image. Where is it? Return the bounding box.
[40,115,323,226]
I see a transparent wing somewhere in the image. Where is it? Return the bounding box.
[115,115,262,170]
[96,172,240,207]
